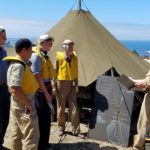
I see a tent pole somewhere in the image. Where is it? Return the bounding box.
[78,0,82,10]
[111,67,114,77]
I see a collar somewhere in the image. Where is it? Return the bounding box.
[40,50,49,59]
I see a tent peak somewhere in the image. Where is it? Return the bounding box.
[77,0,88,11]
[78,0,82,10]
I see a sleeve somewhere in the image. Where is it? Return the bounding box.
[30,53,41,74]
[8,63,25,87]
[145,75,150,87]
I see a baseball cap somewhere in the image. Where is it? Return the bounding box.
[62,39,74,45]
[38,34,54,44]
[15,38,35,51]
[0,26,5,32]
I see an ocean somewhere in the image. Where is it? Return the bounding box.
[121,40,150,57]
[6,38,150,57]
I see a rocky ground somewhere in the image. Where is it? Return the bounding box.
[4,121,134,150]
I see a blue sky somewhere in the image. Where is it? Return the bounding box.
[0,0,150,40]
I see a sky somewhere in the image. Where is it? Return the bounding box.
[0,0,150,40]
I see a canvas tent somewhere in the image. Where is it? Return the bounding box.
[45,9,150,87]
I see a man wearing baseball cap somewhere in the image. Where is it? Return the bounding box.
[4,38,39,150]
[0,26,10,150]
[30,34,56,150]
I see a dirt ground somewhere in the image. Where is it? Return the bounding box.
[4,121,134,150]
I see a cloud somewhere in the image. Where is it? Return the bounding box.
[103,22,150,40]
[0,18,55,38]
[1,18,150,40]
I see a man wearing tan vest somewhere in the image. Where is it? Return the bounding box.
[55,39,84,138]
[4,38,39,150]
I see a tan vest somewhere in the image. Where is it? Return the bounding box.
[4,56,39,94]
[56,51,78,80]
[32,47,56,80]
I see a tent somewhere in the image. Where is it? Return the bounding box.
[46,9,150,86]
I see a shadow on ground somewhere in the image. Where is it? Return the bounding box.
[50,142,118,150]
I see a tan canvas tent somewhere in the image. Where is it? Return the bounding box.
[6,8,150,86]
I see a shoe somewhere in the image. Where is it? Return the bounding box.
[72,133,86,139]
[77,133,86,139]
[58,130,64,136]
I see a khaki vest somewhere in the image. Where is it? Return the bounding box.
[56,51,78,80]
[32,47,56,80]
[4,56,39,94]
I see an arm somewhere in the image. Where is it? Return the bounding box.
[34,73,52,103]
[8,63,32,113]
[30,53,52,103]
[52,58,59,95]
[54,57,58,76]
[129,77,146,89]
[74,78,78,93]
[9,87,32,113]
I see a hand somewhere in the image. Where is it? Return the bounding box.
[25,104,33,114]
[52,88,57,95]
[48,102,55,114]
[44,92,52,103]
[135,82,145,89]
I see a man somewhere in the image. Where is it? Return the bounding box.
[0,26,10,150]
[4,38,39,150]
[55,39,84,138]
[130,73,150,150]
[30,34,56,150]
